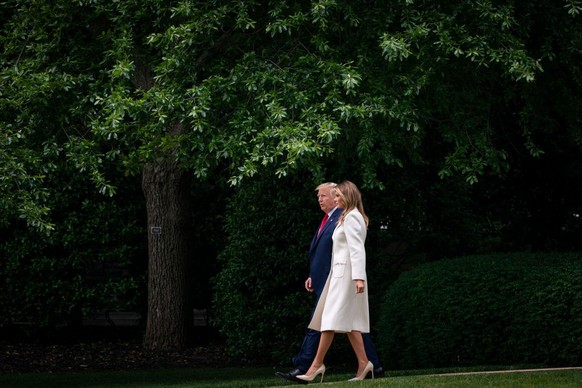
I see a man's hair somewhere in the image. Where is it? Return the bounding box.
[316,182,337,192]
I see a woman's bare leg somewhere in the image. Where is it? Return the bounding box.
[304,331,334,375]
[347,331,369,375]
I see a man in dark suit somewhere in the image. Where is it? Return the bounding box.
[276,182,383,383]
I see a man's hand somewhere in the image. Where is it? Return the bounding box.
[305,277,314,292]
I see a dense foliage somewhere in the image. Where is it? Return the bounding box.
[378,252,582,369]
[0,166,145,331]
[1,0,582,354]
[3,0,570,231]
[212,174,317,363]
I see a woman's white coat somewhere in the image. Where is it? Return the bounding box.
[308,209,370,333]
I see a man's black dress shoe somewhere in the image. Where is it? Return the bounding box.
[372,366,385,378]
[275,368,308,384]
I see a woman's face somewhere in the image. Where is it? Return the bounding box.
[334,190,345,208]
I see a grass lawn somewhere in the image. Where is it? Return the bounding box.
[1,366,582,387]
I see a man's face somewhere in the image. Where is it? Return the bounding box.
[317,187,336,214]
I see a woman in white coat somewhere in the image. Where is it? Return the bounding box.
[297,180,373,383]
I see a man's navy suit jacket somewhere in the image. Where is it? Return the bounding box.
[308,207,343,298]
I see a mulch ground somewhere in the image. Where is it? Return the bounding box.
[0,328,233,374]
[0,341,231,374]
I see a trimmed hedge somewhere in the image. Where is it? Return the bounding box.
[212,175,318,364]
[377,252,582,369]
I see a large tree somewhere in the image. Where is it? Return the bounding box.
[2,0,579,350]
[1,0,373,349]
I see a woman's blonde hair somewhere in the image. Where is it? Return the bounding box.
[336,180,369,227]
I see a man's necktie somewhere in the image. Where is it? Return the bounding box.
[318,214,329,235]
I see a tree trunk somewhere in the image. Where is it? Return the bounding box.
[142,155,193,350]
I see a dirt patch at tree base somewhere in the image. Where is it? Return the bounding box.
[0,339,232,374]
[0,326,235,374]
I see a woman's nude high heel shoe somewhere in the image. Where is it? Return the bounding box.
[296,364,326,383]
[349,361,374,381]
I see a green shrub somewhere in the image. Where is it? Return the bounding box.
[0,171,145,332]
[212,174,322,364]
[377,252,582,369]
